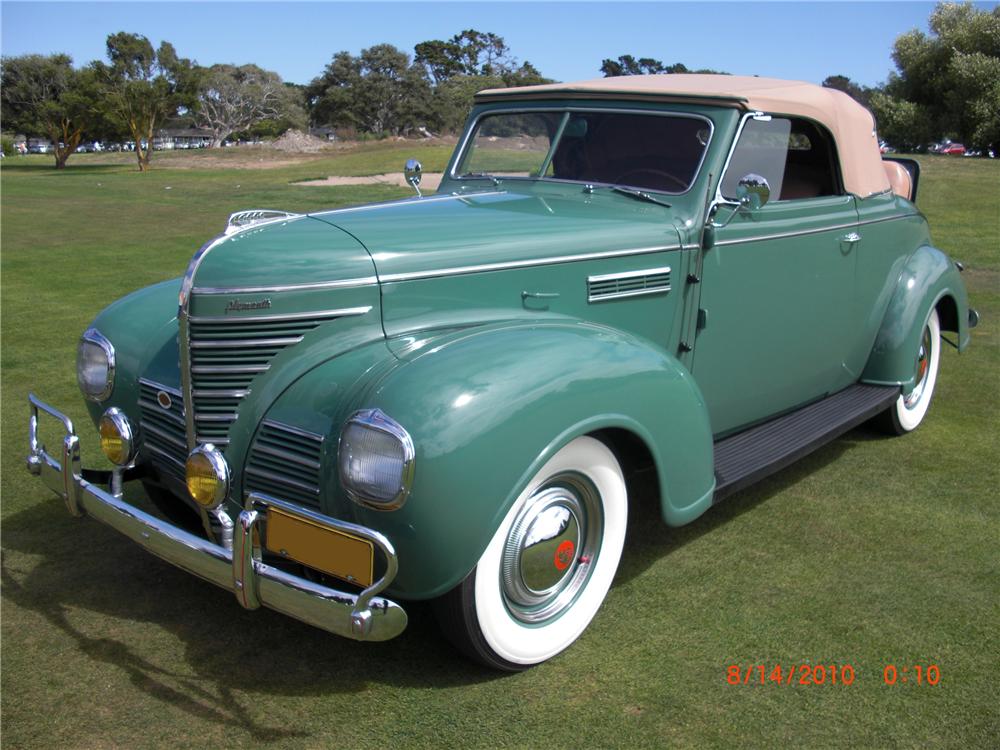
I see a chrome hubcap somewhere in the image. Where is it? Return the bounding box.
[904,325,933,409]
[501,473,602,624]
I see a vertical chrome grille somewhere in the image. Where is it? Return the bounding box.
[245,420,324,509]
[184,306,370,446]
[138,379,187,483]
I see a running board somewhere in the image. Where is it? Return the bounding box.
[713,384,900,503]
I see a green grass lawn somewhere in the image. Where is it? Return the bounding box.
[2,148,997,749]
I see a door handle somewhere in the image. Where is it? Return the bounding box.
[841,232,861,243]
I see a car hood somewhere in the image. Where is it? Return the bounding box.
[310,187,684,282]
[189,215,377,291]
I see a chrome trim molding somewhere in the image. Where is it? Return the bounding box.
[245,466,321,496]
[191,277,378,295]
[138,378,182,399]
[380,245,679,284]
[262,419,325,443]
[24,393,407,642]
[187,306,372,324]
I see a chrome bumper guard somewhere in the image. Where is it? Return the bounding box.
[26,393,407,642]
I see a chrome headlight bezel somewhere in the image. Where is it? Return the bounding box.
[76,327,115,402]
[338,409,415,511]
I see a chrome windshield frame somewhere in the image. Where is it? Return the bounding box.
[449,106,716,196]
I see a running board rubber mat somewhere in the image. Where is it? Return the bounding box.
[713,384,900,503]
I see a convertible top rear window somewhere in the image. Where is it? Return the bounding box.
[456,110,710,193]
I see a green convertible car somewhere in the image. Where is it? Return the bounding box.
[27,74,977,670]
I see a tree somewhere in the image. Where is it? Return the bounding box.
[93,32,196,171]
[821,75,872,107]
[307,45,430,135]
[886,2,1000,147]
[868,91,934,150]
[415,29,533,82]
[193,64,299,147]
[0,54,99,168]
[599,56,725,77]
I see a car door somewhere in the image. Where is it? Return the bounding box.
[692,114,860,436]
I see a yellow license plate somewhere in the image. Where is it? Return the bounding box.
[266,507,374,587]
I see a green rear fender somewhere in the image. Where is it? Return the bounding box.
[350,321,715,600]
[862,245,970,392]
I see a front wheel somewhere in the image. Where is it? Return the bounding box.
[436,436,627,670]
[878,307,941,434]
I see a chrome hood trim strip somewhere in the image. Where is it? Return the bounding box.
[379,244,680,284]
[191,276,378,295]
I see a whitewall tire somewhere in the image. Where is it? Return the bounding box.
[882,307,941,434]
[436,436,627,670]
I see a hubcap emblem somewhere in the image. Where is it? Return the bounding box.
[554,540,575,571]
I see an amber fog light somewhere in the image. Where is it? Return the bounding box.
[99,407,137,466]
[185,444,229,509]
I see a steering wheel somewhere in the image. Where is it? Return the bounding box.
[613,168,687,192]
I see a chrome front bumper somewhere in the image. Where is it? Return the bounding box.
[26,393,407,642]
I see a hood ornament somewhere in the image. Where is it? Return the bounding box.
[224,209,302,236]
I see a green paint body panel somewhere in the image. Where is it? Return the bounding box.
[70,96,974,603]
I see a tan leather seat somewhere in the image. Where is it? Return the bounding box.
[883,161,912,200]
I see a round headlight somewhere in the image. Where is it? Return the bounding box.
[77,328,115,402]
[185,444,230,509]
[338,409,415,511]
[99,407,137,466]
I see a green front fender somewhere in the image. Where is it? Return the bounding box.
[862,245,971,392]
[346,321,715,600]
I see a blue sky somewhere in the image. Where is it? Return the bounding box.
[2,1,998,87]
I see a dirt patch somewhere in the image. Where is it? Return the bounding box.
[270,129,331,153]
[295,173,444,189]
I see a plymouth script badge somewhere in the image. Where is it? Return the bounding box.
[225,298,271,314]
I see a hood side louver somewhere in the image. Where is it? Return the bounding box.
[587,266,671,303]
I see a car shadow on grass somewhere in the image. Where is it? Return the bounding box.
[615,424,888,586]
[1,423,889,739]
[1,500,506,742]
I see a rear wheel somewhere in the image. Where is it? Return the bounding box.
[878,308,941,434]
[436,436,627,670]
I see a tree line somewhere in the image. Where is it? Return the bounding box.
[3,3,996,171]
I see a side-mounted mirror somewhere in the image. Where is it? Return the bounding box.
[404,158,423,197]
[736,173,770,209]
[706,173,772,237]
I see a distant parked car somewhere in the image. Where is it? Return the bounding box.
[27,142,51,154]
[879,140,895,154]
[941,143,966,155]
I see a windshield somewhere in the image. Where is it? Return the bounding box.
[455,110,711,193]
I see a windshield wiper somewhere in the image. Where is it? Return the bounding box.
[610,186,672,208]
[463,172,501,186]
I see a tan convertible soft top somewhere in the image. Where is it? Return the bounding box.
[476,74,891,197]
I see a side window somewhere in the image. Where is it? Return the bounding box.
[721,116,841,202]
